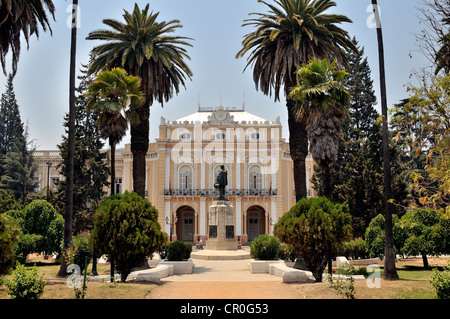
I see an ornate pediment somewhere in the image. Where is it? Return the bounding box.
[207,106,235,125]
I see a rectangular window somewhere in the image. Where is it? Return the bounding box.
[209,226,217,238]
[226,226,234,239]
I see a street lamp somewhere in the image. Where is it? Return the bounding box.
[46,162,52,201]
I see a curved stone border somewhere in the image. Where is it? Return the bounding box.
[159,259,195,274]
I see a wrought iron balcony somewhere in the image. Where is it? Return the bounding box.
[164,188,277,197]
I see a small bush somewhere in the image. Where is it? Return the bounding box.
[250,234,280,260]
[72,236,93,274]
[338,240,369,260]
[430,265,450,299]
[5,263,47,299]
[167,241,192,261]
[277,244,297,262]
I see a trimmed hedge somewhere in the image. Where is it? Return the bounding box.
[167,241,192,261]
[250,234,280,260]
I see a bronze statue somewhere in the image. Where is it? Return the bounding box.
[214,165,228,201]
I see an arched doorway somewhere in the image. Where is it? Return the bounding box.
[176,206,195,243]
[246,205,266,242]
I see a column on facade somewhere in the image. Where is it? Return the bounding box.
[200,197,206,236]
[235,197,242,236]
[164,201,171,235]
[271,198,277,235]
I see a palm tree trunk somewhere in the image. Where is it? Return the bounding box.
[110,139,116,195]
[58,0,78,277]
[320,160,332,198]
[371,0,399,280]
[286,98,309,202]
[130,98,150,198]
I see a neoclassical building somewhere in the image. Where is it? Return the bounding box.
[33,106,316,245]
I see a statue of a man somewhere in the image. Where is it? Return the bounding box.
[214,165,228,201]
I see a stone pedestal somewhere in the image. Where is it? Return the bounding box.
[207,200,238,250]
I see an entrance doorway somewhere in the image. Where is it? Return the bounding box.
[176,206,195,243]
[246,205,266,242]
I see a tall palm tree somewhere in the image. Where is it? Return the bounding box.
[289,58,350,197]
[86,3,193,198]
[370,0,398,280]
[0,0,55,76]
[85,68,144,196]
[236,0,356,201]
[58,0,78,278]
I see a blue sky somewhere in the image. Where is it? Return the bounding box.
[0,0,429,150]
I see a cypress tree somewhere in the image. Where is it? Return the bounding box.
[0,75,25,174]
[0,126,39,200]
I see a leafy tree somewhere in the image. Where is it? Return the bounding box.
[236,0,356,201]
[365,214,403,259]
[87,3,193,198]
[289,58,350,197]
[15,200,64,259]
[91,191,167,282]
[57,61,110,234]
[274,197,352,282]
[0,0,55,76]
[392,74,450,211]
[0,213,21,275]
[397,209,448,269]
[85,67,144,195]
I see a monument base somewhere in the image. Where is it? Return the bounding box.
[206,239,238,250]
[207,200,238,250]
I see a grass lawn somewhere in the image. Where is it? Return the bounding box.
[0,256,447,299]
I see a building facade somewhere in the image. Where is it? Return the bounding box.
[33,106,317,245]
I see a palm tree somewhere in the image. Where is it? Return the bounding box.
[289,58,350,198]
[58,0,78,278]
[370,0,399,280]
[236,0,356,201]
[85,67,143,282]
[86,3,193,198]
[85,68,144,196]
[0,0,55,76]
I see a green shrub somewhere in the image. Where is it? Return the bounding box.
[72,236,93,274]
[338,240,369,260]
[430,265,450,299]
[167,241,192,261]
[92,192,166,282]
[0,214,21,275]
[274,197,352,282]
[278,244,297,262]
[5,263,47,299]
[250,234,280,260]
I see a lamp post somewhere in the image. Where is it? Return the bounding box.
[46,162,52,201]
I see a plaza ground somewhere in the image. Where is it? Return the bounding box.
[0,250,447,299]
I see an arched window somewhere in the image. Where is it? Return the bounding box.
[179,165,192,190]
[249,165,262,191]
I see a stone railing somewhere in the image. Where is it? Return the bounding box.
[164,188,277,197]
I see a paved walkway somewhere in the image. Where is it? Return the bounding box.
[161,248,281,283]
